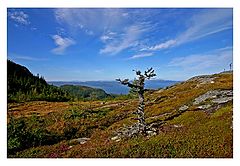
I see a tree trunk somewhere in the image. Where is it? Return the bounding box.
[137,90,147,134]
[116,68,156,135]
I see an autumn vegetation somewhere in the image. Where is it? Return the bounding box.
[7,60,233,158]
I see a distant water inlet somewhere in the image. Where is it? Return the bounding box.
[48,80,179,95]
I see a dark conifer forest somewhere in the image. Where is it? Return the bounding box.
[7,60,71,102]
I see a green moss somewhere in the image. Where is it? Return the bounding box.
[212,104,232,118]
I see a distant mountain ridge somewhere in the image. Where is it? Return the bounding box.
[48,79,179,95]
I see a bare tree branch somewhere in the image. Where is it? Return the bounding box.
[116,78,139,89]
[116,68,156,134]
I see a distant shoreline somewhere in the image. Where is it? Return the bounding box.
[48,80,180,95]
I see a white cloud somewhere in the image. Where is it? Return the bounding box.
[168,47,233,71]
[148,40,176,51]
[51,35,76,55]
[143,9,232,51]
[129,53,154,59]
[100,35,112,42]
[100,25,148,55]
[54,9,160,55]
[54,9,232,57]
[175,9,232,46]
[8,10,30,25]
[56,27,67,36]
[54,8,126,35]
[8,53,47,61]
[100,31,116,43]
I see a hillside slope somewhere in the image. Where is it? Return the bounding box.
[7,60,71,102]
[60,85,110,100]
[7,71,233,158]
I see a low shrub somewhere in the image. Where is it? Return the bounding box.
[7,116,61,156]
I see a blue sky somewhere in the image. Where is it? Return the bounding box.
[7,8,233,81]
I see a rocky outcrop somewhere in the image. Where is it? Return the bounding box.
[188,75,216,85]
[212,97,233,104]
[193,90,233,105]
[175,89,232,114]
[191,89,233,114]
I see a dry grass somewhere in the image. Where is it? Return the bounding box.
[8,72,233,158]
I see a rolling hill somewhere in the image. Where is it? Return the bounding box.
[7,71,233,158]
[7,60,71,102]
[60,84,110,100]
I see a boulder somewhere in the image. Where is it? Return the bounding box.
[69,137,90,145]
[173,124,183,128]
[146,130,157,136]
[179,105,189,111]
[111,136,121,142]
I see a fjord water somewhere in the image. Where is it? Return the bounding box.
[48,80,179,95]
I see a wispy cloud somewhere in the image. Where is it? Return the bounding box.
[100,25,148,55]
[56,27,67,36]
[143,9,232,51]
[51,35,76,55]
[100,31,116,43]
[54,8,232,58]
[100,35,112,42]
[54,8,126,35]
[175,9,232,45]
[147,40,176,51]
[8,10,30,25]
[54,9,156,55]
[168,46,233,71]
[8,53,47,61]
[128,52,154,60]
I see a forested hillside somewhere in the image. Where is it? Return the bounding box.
[60,85,110,100]
[7,60,71,102]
